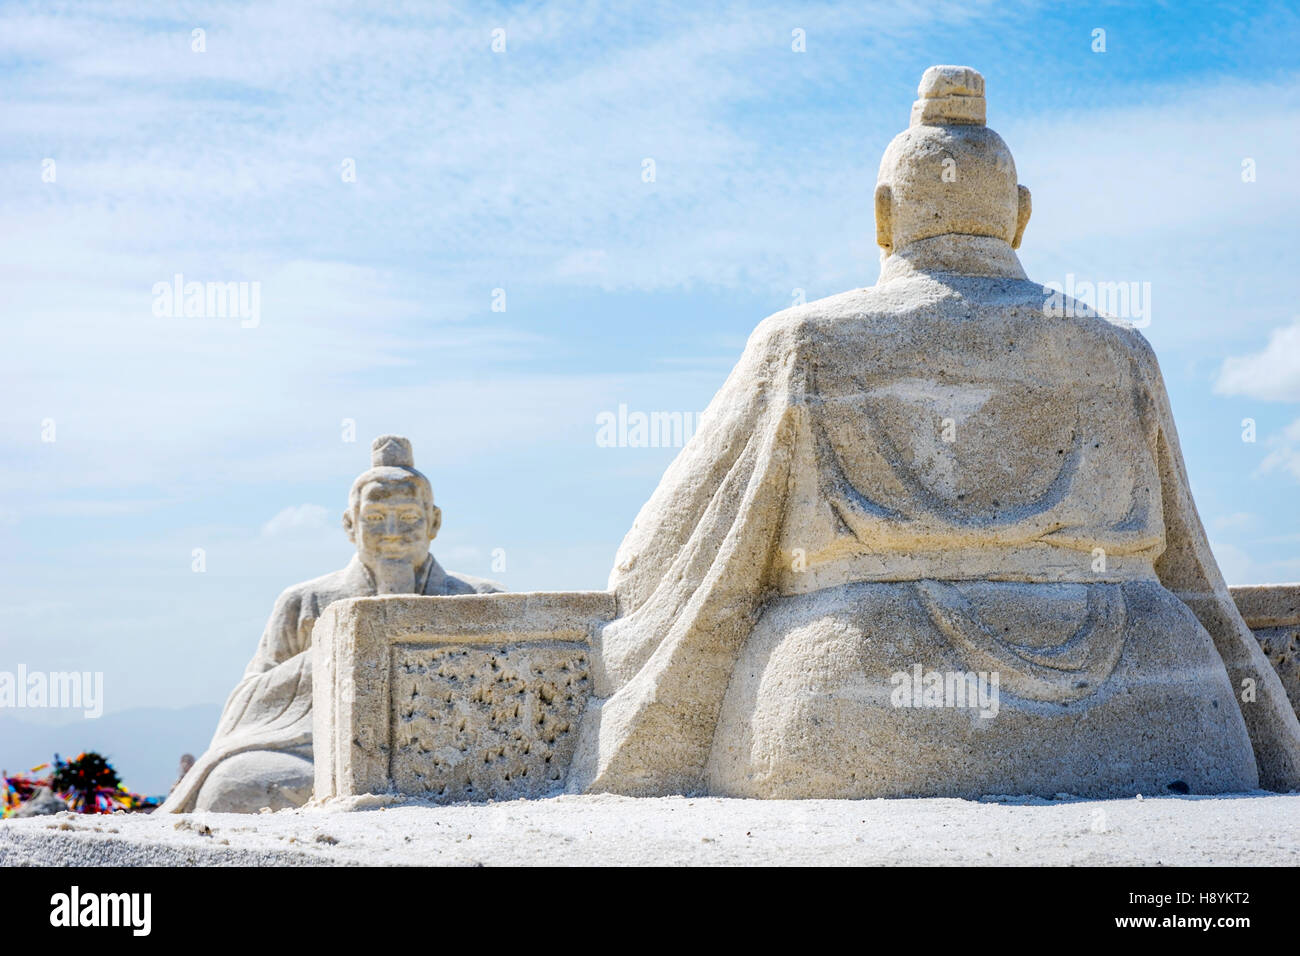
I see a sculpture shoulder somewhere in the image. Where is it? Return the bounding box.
[440,572,506,595]
[746,287,895,354]
[747,276,1032,344]
[1095,315,1161,378]
[268,564,361,624]
[743,277,1166,388]
[1036,285,1165,384]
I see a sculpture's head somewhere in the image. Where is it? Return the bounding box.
[342,435,442,570]
[874,65,1031,256]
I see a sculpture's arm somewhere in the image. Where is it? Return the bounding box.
[571,314,804,793]
[159,591,314,812]
[241,588,311,676]
[1145,344,1300,790]
[445,572,505,595]
[608,310,804,614]
[199,588,315,746]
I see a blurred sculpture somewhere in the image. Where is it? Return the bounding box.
[163,436,501,813]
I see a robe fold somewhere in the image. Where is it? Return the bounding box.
[163,554,500,812]
[569,236,1300,797]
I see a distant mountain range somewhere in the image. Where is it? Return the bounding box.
[0,704,222,796]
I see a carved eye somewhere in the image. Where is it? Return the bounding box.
[400,512,422,523]
[363,512,384,523]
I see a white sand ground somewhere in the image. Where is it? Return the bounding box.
[2,792,1297,866]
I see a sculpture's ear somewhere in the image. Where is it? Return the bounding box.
[428,504,442,541]
[874,183,893,254]
[1012,184,1031,249]
[342,509,355,544]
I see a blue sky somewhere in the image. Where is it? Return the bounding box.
[2,0,1300,729]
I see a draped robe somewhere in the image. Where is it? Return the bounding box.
[163,554,500,812]
[568,236,1300,797]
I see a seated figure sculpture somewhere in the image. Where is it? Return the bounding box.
[163,435,501,813]
[568,66,1300,799]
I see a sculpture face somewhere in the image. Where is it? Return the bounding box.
[338,437,444,594]
[352,477,437,569]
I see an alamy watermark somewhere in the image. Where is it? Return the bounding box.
[152,273,260,328]
[50,886,151,936]
[596,403,702,448]
[890,664,1000,719]
[0,666,103,718]
[1042,274,1151,327]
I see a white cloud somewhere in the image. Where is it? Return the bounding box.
[0,0,1009,298]
[5,0,1300,713]
[1258,417,1300,482]
[1215,320,1300,401]
[261,503,331,537]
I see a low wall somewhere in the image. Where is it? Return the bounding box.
[313,591,615,803]
[1231,584,1300,718]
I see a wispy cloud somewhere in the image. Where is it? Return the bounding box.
[4,0,1300,716]
[1215,320,1300,401]
[261,503,331,537]
[1258,418,1300,482]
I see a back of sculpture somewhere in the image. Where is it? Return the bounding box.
[770,278,1166,594]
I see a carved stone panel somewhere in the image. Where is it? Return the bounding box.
[390,641,590,800]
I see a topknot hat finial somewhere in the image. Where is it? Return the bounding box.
[911,65,986,127]
[371,434,414,468]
